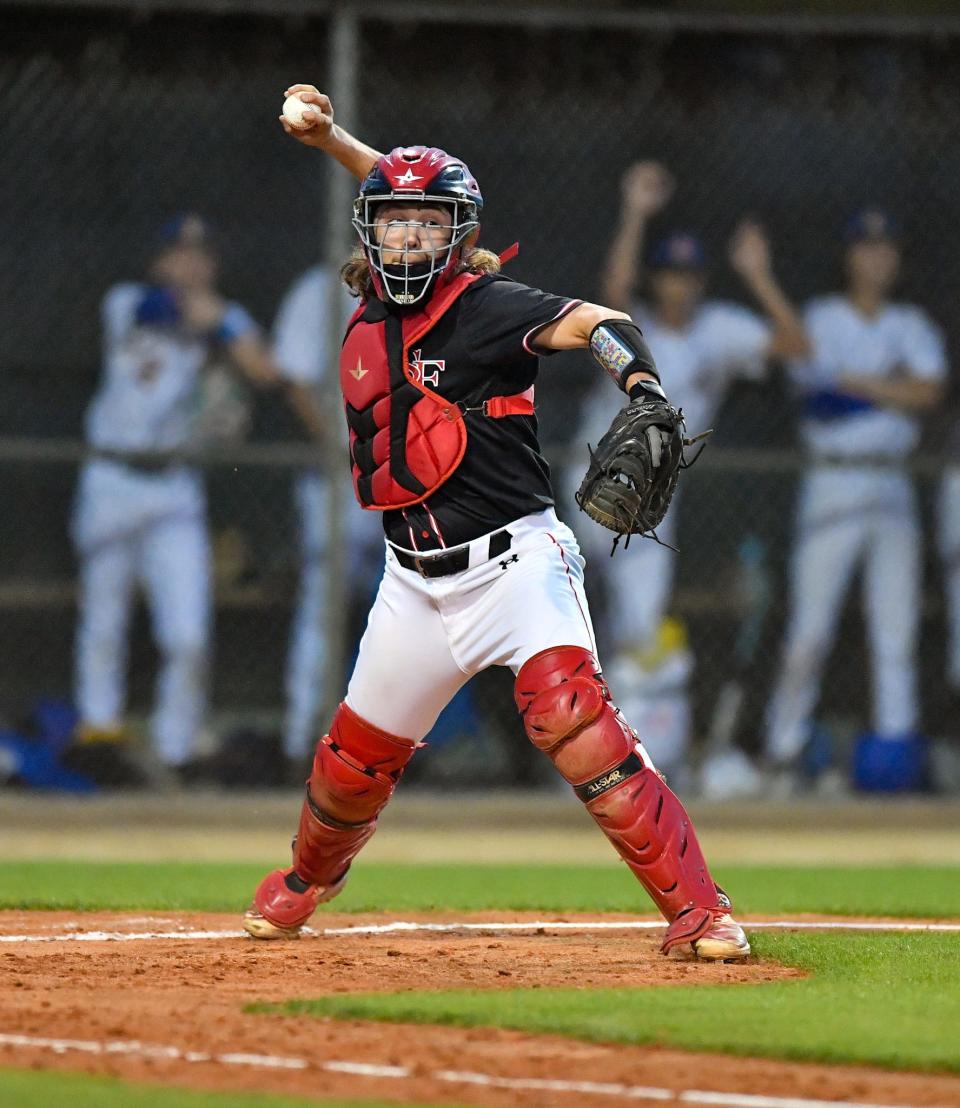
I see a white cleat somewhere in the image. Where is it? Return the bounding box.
[241,908,305,941]
[692,913,751,961]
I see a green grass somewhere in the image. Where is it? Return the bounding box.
[0,1068,403,1107]
[262,931,960,1073]
[4,862,959,1080]
[0,861,957,917]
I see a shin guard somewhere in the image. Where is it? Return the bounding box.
[292,702,418,888]
[515,646,729,951]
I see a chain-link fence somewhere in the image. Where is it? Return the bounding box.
[2,1,960,793]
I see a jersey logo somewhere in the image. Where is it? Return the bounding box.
[350,357,368,381]
[409,349,446,388]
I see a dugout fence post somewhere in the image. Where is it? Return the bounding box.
[322,3,361,721]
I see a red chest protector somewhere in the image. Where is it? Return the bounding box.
[341,271,534,510]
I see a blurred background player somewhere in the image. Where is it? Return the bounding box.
[71,214,280,780]
[272,261,382,772]
[568,161,807,777]
[764,208,946,793]
[937,422,960,701]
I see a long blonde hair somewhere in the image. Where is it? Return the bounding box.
[340,244,502,299]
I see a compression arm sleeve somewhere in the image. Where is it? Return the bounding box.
[588,319,660,391]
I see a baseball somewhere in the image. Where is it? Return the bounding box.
[282,94,317,130]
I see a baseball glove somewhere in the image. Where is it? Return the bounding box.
[576,392,706,552]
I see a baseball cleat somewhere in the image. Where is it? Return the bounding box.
[242,866,346,941]
[242,908,305,941]
[691,912,751,961]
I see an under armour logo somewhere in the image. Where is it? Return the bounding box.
[350,357,368,381]
[499,554,519,570]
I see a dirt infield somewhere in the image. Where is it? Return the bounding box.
[2,910,959,1107]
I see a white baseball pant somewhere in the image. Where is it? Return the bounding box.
[345,508,600,741]
[766,463,921,763]
[569,489,678,654]
[937,465,960,690]
[73,460,211,766]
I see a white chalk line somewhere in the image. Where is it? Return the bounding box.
[0,1031,921,1108]
[1,918,959,944]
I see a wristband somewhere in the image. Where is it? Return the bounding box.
[589,318,660,390]
[628,379,667,403]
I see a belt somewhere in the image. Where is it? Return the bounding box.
[393,529,512,578]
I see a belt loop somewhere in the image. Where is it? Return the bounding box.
[467,534,485,572]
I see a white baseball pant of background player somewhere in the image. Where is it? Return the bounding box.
[765,295,946,765]
[938,463,960,692]
[272,264,382,759]
[570,299,770,653]
[73,282,257,767]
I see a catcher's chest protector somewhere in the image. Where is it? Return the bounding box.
[341,272,532,510]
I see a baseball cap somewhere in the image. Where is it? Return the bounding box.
[155,212,217,250]
[648,232,707,271]
[842,207,900,244]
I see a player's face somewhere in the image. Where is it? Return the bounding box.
[846,239,900,294]
[650,269,706,316]
[152,244,219,291]
[373,202,454,265]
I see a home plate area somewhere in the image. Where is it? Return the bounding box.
[1,910,957,1107]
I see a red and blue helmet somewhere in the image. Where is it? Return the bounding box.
[352,146,482,305]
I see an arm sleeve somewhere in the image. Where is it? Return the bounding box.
[898,307,947,381]
[459,278,581,366]
[702,303,771,382]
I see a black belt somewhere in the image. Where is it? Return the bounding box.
[393,529,512,578]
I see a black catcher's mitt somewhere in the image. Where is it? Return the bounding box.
[576,392,703,551]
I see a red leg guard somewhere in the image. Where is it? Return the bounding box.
[292,702,418,887]
[515,646,729,949]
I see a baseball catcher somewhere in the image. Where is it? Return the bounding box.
[242,83,750,962]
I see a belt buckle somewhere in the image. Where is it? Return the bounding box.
[414,554,446,578]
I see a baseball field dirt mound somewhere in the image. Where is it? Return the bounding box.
[1,910,958,1107]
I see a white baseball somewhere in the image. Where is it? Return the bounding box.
[282,94,317,130]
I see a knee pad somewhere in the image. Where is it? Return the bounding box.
[294,703,418,886]
[515,645,637,789]
[308,702,419,825]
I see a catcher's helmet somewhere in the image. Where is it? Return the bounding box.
[352,146,482,305]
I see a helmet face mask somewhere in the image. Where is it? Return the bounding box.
[353,194,478,305]
[353,146,483,306]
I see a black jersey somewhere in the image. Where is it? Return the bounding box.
[373,274,579,551]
